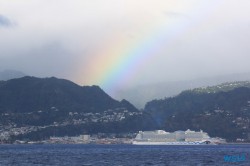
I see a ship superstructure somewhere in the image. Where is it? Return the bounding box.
[133,129,225,145]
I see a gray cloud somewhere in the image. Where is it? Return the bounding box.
[0,0,250,96]
[0,40,78,79]
[0,15,12,27]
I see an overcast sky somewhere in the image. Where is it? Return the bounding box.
[1,0,250,95]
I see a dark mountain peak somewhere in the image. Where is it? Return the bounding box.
[121,99,130,103]
[120,99,138,112]
[14,76,76,84]
[0,77,159,141]
[0,76,137,114]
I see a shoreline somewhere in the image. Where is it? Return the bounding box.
[1,142,250,145]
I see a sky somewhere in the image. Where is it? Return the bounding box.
[0,0,250,97]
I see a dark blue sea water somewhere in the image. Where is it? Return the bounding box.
[0,144,249,166]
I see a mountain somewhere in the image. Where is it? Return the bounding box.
[144,83,250,141]
[0,70,27,81]
[2,77,250,142]
[0,76,127,113]
[192,81,250,93]
[116,72,250,109]
[0,77,156,142]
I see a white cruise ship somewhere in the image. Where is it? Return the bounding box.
[132,129,225,145]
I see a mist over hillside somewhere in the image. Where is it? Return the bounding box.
[0,70,27,81]
[2,68,250,110]
[115,72,250,109]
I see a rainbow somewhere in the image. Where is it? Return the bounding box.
[80,24,185,97]
[76,1,223,97]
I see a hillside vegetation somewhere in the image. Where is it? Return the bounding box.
[0,77,156,142]
[145,82,250,141]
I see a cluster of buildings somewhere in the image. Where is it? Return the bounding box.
[68,109,142,124]
[48,135,91,144]
[0,108,142,143]
[14,134,133,144]
[12,129,228,145]
[0,124,40,142]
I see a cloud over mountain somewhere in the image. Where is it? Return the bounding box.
[0,0,250,97]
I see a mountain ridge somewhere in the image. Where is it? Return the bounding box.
[116,72,250,108]
[145,86,250,141]
[1,76,250,142]
[0,76,124,113]
[0,76,156,142]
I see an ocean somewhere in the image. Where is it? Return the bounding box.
[0,144,249,166]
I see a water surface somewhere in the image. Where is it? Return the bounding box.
[0,144,249,166]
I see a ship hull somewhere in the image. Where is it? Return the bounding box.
[132,141,212,145]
